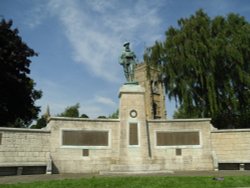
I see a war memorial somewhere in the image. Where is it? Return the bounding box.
[0,43,250,176]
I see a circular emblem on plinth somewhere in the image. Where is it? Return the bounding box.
[130,110,137,118]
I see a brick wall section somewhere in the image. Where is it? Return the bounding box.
[211,129,250,163]
[0,128,50,165]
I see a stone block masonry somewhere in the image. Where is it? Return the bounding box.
[47,117,120,174]
[211,129,250,170]
[147,119,215,171]
[0,128,50,175]
[1,84,250,174]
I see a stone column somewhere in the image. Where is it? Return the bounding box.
[118,83,149,164]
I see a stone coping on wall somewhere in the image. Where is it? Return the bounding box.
[147,118,212,123]
[211,128,250,133]
[48,117,120,123]
[0,127,50,133]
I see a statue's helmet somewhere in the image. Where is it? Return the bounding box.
[123,42,130,47]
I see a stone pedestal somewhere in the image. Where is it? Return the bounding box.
[118,83,149,165]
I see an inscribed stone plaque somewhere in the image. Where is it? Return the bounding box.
[82,149,89,156]
[129,123,138,145]
[156,131,199,146]
[62,130,108,146]
[176,148,182,156]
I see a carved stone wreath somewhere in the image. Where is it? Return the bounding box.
[130,110,137,118]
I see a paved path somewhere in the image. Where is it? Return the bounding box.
[0,171,250,184]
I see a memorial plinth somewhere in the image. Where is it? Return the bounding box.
[118,83,149,165]
[119,83,146,121]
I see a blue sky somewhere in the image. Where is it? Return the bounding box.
[1,0,250,119]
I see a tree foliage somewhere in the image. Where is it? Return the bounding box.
[173,105,200,119]
[108,109,119,119]
[0,19,42,127]
[31,106,50,129]
[144,10,250,128]
[57,103,90,119]
[80,114,89,118]
[97,116,106,119]
[58,103,80,118]
[31,116,47,129]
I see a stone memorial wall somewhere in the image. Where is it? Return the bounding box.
[0,84,250,175]
[47,117,120,174]
[0,128,50,175]
[147,119,215,171]
[211,129,250,170]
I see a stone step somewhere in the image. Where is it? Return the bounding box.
[99,170,174,175]
[110,164,162,172]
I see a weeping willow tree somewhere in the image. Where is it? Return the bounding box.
[144,10,250,128]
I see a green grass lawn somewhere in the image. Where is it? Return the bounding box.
[1,176,250,188]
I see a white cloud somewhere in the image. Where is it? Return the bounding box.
[25,3,50,28]
[47,0,163,82]
[27,0,164,118]
[95,96,116,107]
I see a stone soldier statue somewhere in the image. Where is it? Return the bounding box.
[119,42,137,82]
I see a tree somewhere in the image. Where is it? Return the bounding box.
[0,19,42,127]
[144,10,250,128]
[58,103,80,117]
[80,114,89,118]
[97,116,106,119]
[31,105,50,129]
[31,116,47,129]
[173,106,199,119]
[108,109,119,119]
